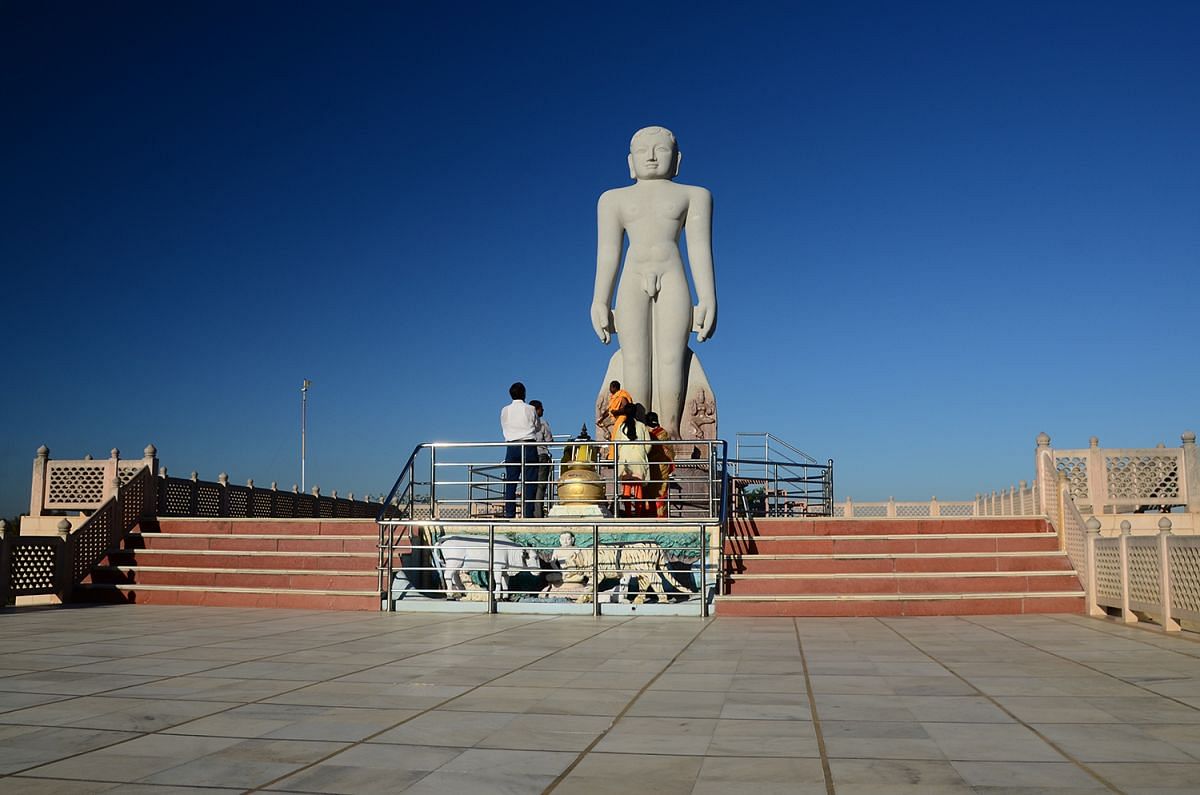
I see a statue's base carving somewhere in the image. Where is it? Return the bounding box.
[595,347,716,442]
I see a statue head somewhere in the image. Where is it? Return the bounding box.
[628,126,680,181]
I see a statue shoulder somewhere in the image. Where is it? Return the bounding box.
[597,187,630,207]
[683,184,713,203]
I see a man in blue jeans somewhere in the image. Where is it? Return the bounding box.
[499,382,539,518]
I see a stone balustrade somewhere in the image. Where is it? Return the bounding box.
[27,444,382,523]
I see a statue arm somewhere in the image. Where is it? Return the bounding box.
[591,190,622,344]
[685,187,717,341]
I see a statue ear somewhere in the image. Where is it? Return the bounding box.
[627,153,636,180]
[671,151,682,178]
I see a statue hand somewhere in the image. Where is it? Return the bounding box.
[693,301,718,342]
[590,302,614,344]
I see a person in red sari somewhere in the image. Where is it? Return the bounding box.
[645,411,675,518]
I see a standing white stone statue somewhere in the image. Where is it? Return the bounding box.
[591,126,718,441]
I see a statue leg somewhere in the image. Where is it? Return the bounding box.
[653,270,693,437]
[613,281,653,411]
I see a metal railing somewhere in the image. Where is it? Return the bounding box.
[730,432,833,516]
[377,438,729,615]
[379,439,727,521]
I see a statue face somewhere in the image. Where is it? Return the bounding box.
[628,131,678,180]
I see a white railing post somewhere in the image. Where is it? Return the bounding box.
[103,448,120,502]
[886,496,896,518]
[1182,431,1199,514]
[56,518,73,603]
[29,445,50,518]
[1157,517,1180,632]
[1056,471,1068,548]
[929,496,940,517]
[1084,517,1104,616]
[142,444,158,513]
[1018,481,1028,515]
[1087,436,1106,515]
[1118,520,1137,624]
[844,497,854,518]
[1035,433,1056,519]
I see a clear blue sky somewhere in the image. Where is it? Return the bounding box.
[2,1,1197,517]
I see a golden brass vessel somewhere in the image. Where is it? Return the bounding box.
[556,428,606,505]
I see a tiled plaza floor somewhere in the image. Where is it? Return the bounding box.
[1,606,1199,793]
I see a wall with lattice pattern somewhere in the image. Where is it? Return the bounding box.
[11,541,59,595]
[1169,542,1200,620]
[1126,538,1161,608]
[1106,454,1181,503]
[45,463,106,507]
[1094,541,1121,605]
[1055,456,1090,501]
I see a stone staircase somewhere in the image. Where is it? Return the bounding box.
[75,518,381,610]
[717,517,1085,616]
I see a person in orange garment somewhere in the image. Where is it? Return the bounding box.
[605,380,633,459]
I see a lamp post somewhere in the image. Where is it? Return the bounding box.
[301,379,311,492]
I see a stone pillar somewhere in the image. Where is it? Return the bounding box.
[56,519,73,604]
[29,445,50,517]
[1035,432,1055,520]
[0,519,12,605]
[1086,436,1106,515]
[1084,517,1104,616]
[1117,520,1136,624]
[1182,431,1199,514]
[1157,517,1180,632]
[103,448,120,502]
[143,444,159,514]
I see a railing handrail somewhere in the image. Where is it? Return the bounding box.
[736,431,819,465]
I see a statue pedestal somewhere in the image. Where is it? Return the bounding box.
[548,504,609,519]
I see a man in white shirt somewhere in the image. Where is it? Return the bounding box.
[529,400,553,518]
[500,382,539,518]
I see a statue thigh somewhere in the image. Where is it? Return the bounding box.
[651,268,693,432]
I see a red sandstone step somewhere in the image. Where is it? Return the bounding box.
[727,553,1074,575]
[724,534,1061,555]
[104,550,378,571]
[727,517,1051,537]
[124,534,378,553]
[724,572,1082,596]
[715,594,1085,617]
[151,519,378,536]
[75,583,379,610]
[88,566,375,591]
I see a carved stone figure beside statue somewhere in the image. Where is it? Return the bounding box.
[591,126,718,445]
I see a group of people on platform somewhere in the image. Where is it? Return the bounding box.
[500,380,675,519]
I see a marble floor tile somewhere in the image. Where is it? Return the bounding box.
[164,702,420,741]
[556,752,703,795]
[264,743,462,794]
[0,724,140,774]
[0,695,240,732]
[693,755,827,794]
[595,716,717,755]
[950,759,1107,789]
[1034,722,1198,763]
[828,757,973,793]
